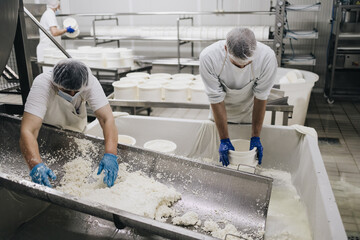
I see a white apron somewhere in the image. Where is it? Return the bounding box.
[43,91,87,132]
[36,32,61,73]
[209,52,256,124]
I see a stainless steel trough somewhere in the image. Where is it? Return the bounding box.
[0,114,272,240]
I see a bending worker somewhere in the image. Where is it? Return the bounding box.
[36,0,74,67]
[199,27,277,167]
[20,59,118,188]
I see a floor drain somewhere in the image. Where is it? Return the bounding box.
[318,137,340,144]
[348,235,360,240]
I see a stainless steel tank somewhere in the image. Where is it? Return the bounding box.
[0,0,19,75]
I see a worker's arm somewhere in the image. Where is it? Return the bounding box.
[252,97,267,137]
[49,26,67,37]
[211,101,234,167]
[211,101,229,139]
[94,104,118,155]
[19,112,43,169]
[95,104,118,187]
[251,97,266,164]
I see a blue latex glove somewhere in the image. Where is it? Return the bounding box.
[250,137,263,164]
[97,153,118,187]
[219,138,235,167]
[66,26,75,33]
[29,163,56,188]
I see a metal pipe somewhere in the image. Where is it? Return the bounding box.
[23,7,71,58]
[56,11,276,17]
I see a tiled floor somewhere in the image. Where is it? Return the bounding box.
[306,93,360,238]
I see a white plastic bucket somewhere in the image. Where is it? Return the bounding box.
[119,48,133,57]
[104,49,120,59]
[112,81,137,100]
[143,139,177,154]
[120,57,134,68]
[106,58,122,69]
[228,139,257,166]
[149,73,172,80]
[86,58,104,68]
[189,84,209,104]
[164,84,189,102]
[126,72,150,79]
[63,17,80,38]
[118,135,136,146]
[146,78,169,85]
[138,83,162,101]
[172,73,195,80]
[171,77,193,85]
[118,77,143,85]
[264,67,319,126]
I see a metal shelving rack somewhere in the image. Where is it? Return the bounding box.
[325,3,360,103]
[61,2,322,71]
[276,1,321,67]
[60,9,278,71]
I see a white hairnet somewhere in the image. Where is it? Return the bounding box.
[52,59,89,91]
[226,28,257,65]
[46,0,60,9]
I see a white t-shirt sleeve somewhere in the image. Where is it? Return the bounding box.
[253,51,278,100]
[24,73,53,119]
[42,9,58,29]
[82,74,109,112]
[199,53,226,104]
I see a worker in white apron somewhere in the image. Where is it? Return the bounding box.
[199,27,278,167]
[20,59,119,188]
[36,0,75,73]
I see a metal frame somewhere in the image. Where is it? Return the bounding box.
[326,4,360,103]
[36,62,152,82]
[280,2,321,67]
[273,0,285,66]
[92,16,120,47]
[107,95,293,126]
[177,17,194,73]
[57,11,276,17]
[59,8,276,72]
[15,2,33,104]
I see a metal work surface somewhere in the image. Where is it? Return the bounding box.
[0,0,19,75]
[0,114,272,240]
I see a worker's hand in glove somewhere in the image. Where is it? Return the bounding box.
[66,26,75,33]
[29,163,56,188]
[219,138,235,167]
[97,153,118,187]
[250,137,263,164]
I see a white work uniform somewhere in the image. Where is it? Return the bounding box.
[24,70,108,132]
[36,8,61,62]
[199,40,277,123]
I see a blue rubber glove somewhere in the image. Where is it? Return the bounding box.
[97,153,118,187]
[219,138,235,167]
[29,163,56,188]
[250,137,263,165]
[66,26,75,33]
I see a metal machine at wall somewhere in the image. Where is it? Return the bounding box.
[0,0,32,110]
[325,1,360,103]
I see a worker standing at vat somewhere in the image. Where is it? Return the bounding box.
[36,0,74,72]
[199,27,277,167]
[20,59,118,188]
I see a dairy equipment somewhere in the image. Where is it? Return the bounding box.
[0,114,272,240]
